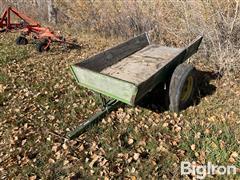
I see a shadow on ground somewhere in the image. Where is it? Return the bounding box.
[138,70,221,113]
[194,70,220,104]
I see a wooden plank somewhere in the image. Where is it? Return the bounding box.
[76,33,150,72]
[136,45,183,60]
[101,45,183,85]
[135,49,186,103]
[134,36,203,104]
[184,35,203,60]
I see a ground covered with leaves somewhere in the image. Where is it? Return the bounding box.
[0,33,239,179]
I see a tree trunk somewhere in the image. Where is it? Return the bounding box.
[47,0,57,24]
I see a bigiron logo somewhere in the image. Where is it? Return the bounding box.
[181,161,237,179]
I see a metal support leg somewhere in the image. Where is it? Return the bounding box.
[67,100,121,139]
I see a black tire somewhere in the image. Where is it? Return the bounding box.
[169,63,196,113]
[0,28,6,33]
[36,41,50,52]
[16,36,28,45]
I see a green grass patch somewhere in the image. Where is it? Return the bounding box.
[0,37,30,65]
[179,121,239,165]
[0,72,9,111]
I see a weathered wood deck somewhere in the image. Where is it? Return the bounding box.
[101,45,183,85]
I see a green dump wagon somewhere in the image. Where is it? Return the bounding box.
[69,33,203,139]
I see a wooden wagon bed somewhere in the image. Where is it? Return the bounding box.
[71,33,202,106]
[68,33,203,139]
[101,45,184,85]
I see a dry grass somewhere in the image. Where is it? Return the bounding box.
[2,0,240,74]
[55,0,240,75]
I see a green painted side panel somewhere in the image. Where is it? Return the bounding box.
[71,65,138,106]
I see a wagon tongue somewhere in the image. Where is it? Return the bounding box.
[67,100,121,139]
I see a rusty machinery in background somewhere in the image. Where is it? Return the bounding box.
[0,6,79,52]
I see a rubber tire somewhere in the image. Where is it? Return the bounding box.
[16,36,28,45]
[36,41,50,53]
[169,63,196,113]
[0,28,6,33]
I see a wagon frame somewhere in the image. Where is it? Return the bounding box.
[69,33,203,139]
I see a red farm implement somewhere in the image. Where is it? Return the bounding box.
[0,6,78,52]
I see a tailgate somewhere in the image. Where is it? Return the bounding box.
[71,65,138,105]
